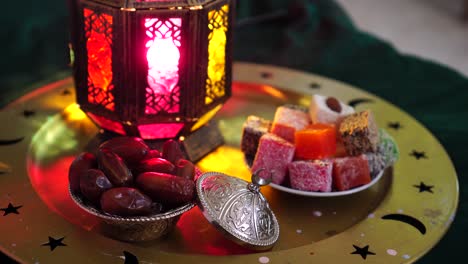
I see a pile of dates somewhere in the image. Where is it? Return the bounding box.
[68,137,197,217]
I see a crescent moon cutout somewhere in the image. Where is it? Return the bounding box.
[0,137,25,146]
[348,98,374,108]
[381,214,426,235]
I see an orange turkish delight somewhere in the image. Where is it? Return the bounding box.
[294,123,336,160]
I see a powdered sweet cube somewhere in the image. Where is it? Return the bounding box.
[365,152,386,178]
[332,155,371,191]
[378,128,399,166]
[309,94,355,126]
[240,115,272,159]
[271,105,310,142]
[366,129,399,177]
[251,133,295,185]
[288,160,333,192]
[339,110,379,156]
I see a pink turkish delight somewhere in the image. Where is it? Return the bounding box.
[288,160,333,192]
[332,155,371,191]
[271,105,310,143]
[251,133,295,185]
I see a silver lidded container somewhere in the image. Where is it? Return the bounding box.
[196,171,280,250]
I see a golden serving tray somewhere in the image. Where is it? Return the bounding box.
[0,63,458,263]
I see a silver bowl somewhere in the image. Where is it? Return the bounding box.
[69,186,195,242]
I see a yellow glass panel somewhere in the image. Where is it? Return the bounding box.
[205,4,229,105]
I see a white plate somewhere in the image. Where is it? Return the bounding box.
[268,169,386,197]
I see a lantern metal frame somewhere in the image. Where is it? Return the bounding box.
[68,0,234,143]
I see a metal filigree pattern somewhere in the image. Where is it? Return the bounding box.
[197,172,279,247]
[205,4,229,105]
[144,18,182,114]
[202,174,245,212]
[69,186,195,242]
[84,8,115,111]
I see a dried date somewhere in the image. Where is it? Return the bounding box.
[100,187,153,216]
[69,152,97,194]
[99,136,149,165]
[97,148,133,187]
[136,172,195,206]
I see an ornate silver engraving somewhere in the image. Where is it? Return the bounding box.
[197,172,279,249]
[68,186,194,242]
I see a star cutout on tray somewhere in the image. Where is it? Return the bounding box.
[387,121,402,130]
[0,203,22,216]
[42,236,67,251]
[351,245,376,259]
[124,251,139,264]
[414,182,434,193]
[410,150,427,160]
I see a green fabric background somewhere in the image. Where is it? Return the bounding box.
[1,0,467,263]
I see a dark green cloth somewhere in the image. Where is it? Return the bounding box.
[0,0,70,107]
[1,0,467,263]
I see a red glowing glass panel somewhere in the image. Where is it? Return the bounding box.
[84,8,115,111]
[138,123,184,139]
[144,18,182,115]
[87,113,126,135]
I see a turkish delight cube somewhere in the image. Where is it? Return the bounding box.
[365,129,399,177]
[251,133,295,185]
[288,160,333,192]
[241,115,272,159]
[339,110,379,155]
[365,152,386,178]
[378,128,399,166]
[271,105,310,143]
[309,94,355,126]
[332,155,371,191]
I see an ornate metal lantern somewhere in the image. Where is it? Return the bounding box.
[67,0,234,149]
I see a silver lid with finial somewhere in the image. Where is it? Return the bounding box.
[196,170,280,250]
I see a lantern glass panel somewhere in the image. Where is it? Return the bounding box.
[84,8,115,111]
[205,4,229,105]
[138,123,184,139]
[87,113,126,134]
[144,18,182,115]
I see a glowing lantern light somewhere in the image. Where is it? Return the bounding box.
[68,0,234,160]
